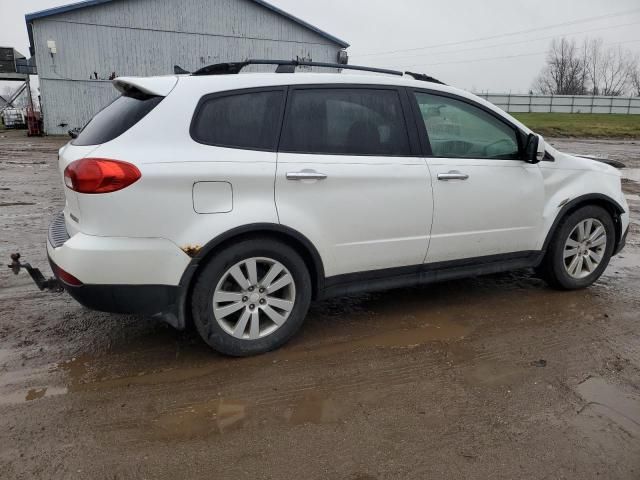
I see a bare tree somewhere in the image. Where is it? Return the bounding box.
[534,38,586,95]
[585,38,603,95]
[632,67,640,96]
[588,41,635,96]
[534,37,638,96]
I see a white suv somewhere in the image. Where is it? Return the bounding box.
[46,60,629,356]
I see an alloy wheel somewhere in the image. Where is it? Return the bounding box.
[212,257,296,340]
[563,218,607,279]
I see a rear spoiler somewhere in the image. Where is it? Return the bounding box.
[112,76,178,96]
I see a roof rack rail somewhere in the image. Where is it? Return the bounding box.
[190,59,446,85]
[192,59,403,77]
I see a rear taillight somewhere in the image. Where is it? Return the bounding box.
[64,158,141,194]
[50,262,83,286]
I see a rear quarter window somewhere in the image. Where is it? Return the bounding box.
[72,91,162,146]
[190,90,285,151]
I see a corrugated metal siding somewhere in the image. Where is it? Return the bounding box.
[38,79,116,133]
[32,0,345,134]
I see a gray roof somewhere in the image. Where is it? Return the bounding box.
[25,0,349,48]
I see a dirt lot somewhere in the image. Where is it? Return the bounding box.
[1,130,639,479]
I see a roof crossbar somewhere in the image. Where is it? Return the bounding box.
[189,59,446,85]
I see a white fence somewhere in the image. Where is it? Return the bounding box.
[475,93,640,115]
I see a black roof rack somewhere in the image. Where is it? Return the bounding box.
[192,59,403,77]
[188,59,446,85]
[404,71,446,85]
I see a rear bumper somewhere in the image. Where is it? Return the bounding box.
[47,212,190,328]
[59,275,181,325]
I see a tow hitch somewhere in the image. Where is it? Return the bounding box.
[7,253,63,292]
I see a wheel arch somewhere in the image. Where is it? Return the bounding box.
[542,193,625,253]
[176,223,325,330]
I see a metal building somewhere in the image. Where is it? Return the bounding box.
[25,0,349,135]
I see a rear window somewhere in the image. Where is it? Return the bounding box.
[72,91,163,146]
[190,90,284,151]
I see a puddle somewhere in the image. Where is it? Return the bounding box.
[57,355,91,391]
[575,377,640,437]
[285,394,342,426]
[0,358,65,405]
[0,385,68,405]
[278,320,470,360]
[35,313,470,396]
[153,394,341,440]
[154,398,247,439]
[0,351,79,405]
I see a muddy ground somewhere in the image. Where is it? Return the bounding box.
[0,130,639,479]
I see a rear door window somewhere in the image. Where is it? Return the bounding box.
[279,88,411,156]
[73,91,163,146]
[191,90,285,151]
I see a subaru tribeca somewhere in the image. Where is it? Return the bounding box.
[44,61,629,356]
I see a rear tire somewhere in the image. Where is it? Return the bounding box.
[538,205,615,290]
[191,238,311,356]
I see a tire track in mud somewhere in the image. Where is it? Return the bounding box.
[79,316,638,441]
[63,298,637,398]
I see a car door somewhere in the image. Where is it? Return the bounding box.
[275,85,433,278]
[410,90,545,264]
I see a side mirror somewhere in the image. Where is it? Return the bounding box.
[524,133,545,164]
[68,128,80,139]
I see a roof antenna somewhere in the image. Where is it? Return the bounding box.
[174,65,191,75]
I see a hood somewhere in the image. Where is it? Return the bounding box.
[547,145,622,177]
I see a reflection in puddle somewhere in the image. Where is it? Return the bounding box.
[154,398,247,439]
[153,394,340,439]
[286,395,340,425]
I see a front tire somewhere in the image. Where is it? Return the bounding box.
[538,205,615,290]
[191,238,312,356]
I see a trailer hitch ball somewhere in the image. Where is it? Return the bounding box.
[8,253,22,275]
[7,252,63,292]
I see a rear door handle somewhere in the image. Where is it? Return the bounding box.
[437,171,469,181]
[286,171,328,181]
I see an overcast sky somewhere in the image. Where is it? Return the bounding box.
[1,0,639,93]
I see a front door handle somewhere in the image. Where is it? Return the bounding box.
[438,171,469,181]
[286,171,328,181]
